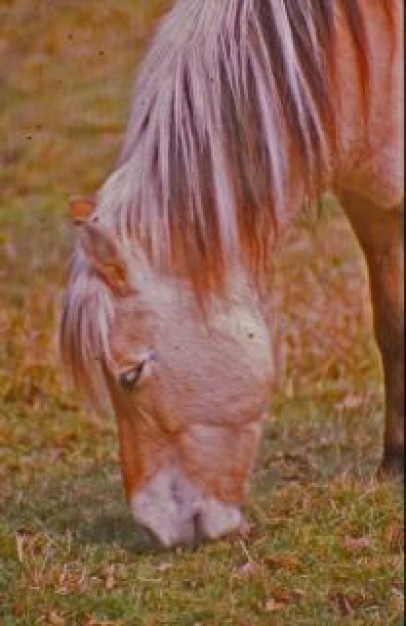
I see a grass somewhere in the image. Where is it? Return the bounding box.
[0,1,403,624]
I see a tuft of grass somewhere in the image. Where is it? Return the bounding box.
[0,2,403,625]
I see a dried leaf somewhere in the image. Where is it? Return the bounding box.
[331,593,354,616]
[237,617,254,626]
[237,519,253,539]
[391,587,405,613]
[85,619,123,626]
[101,564,116,591]
[105,574,115,590]
[336,394,363,410]
[156,562,173,573]
[48,611,65,626]
[384,521,404,553]
[264,597,288,612]
[233,561,263,579]
[265,554,303,573]
[343,536,372,552]
[15,533,25,563]
[183,579,198,590]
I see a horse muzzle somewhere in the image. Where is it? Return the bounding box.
[130,466,243,548]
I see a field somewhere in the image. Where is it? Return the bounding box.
[0,2,403,624]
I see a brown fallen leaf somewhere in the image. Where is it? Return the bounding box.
[343,536,372,552]
[237,617,254,626]
[105,574,115,590]
[391,587,405,613]
[233,561,263,579]
[384,521,404,553]
[268,517,286,530]
[237,519,253,540]
[47,611,65,626]
[331,593,354,616]
[83,617,122,626]
[101,564,116,591]
[335,394,363,410]
[15,533,25,563]
[156,562,173,573]
[265,554,303,573]
[264,597,288,612]
[183,579,198,590]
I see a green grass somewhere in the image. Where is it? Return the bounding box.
[0,2,403,624]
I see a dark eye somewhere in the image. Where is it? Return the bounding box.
[119,363,144,390]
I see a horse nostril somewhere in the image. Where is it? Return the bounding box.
[137,524,159,547]
[191,511,205,548]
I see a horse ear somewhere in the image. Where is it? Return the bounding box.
[69,196,96,224]
[80,222,132,294]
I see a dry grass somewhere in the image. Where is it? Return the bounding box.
[0,2,403,625]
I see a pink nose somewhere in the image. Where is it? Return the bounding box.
[130,467,243,548]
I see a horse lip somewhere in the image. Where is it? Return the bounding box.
[136,510,230,549]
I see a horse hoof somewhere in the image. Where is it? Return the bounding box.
[377,449,404,479]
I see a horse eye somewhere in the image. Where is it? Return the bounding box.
[119,363,144,390]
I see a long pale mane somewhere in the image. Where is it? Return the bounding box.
[60,251,114,412]
[101,0,382,292]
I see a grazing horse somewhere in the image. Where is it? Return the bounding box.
[61,0,403,548]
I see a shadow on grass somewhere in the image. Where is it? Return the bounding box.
[2,463,151,554]
[78,513,148,553]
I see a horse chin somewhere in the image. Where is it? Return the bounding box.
[130,466,243,548]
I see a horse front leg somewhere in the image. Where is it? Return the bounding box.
[336,188,404,476]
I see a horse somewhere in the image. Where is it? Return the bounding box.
[61,0,404,548]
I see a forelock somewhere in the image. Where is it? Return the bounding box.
[60,249,115,414]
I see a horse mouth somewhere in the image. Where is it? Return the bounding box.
[130,467,244,549]
[136,511,204,550]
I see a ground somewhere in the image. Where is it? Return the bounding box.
[0,2,403,625]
